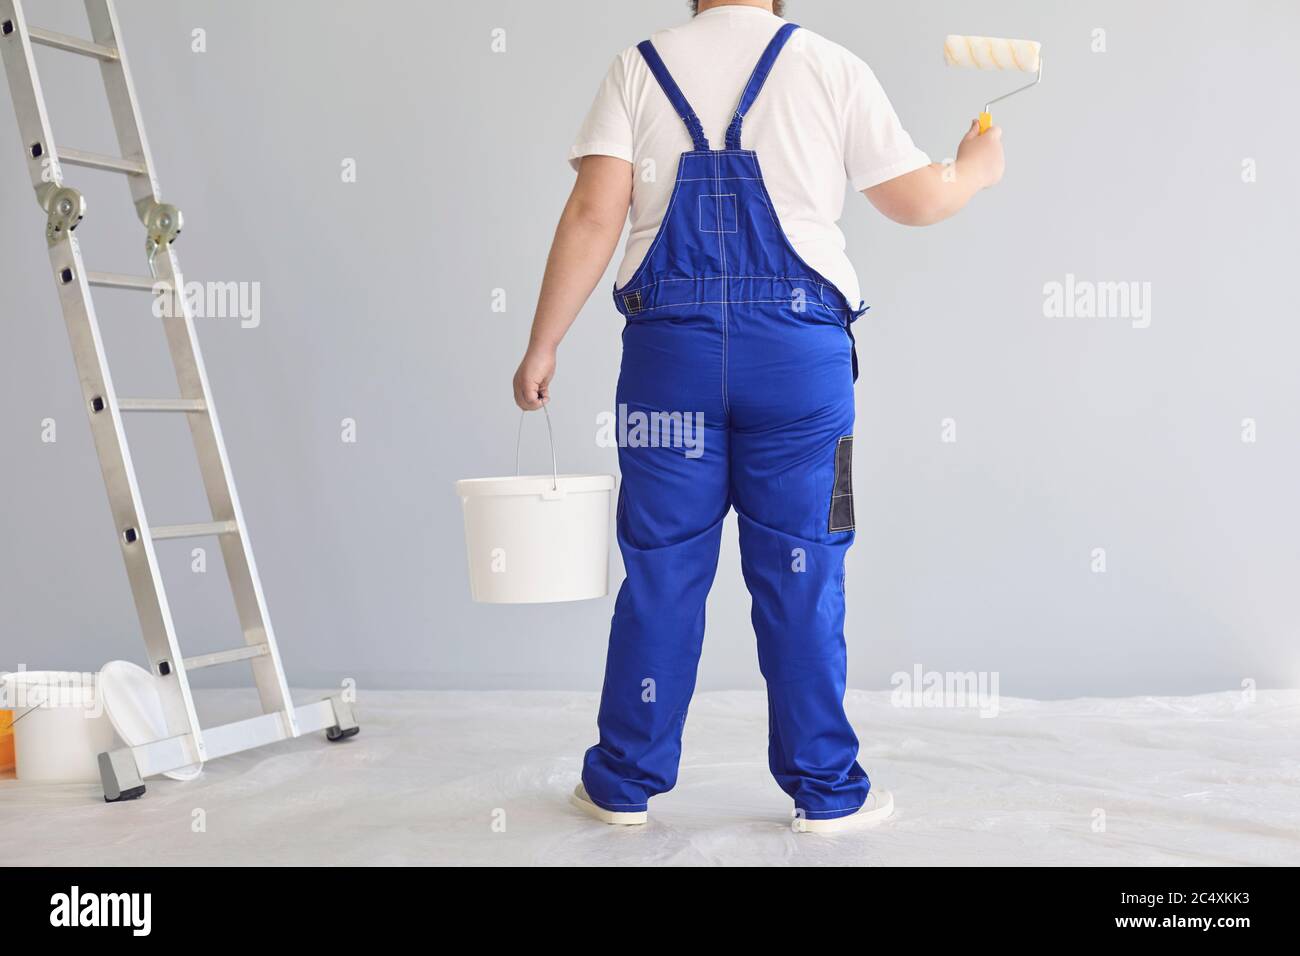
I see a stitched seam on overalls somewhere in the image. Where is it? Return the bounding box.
[715,150,730,416]
[753,179,786,234]
[614,275,836,305]
[623,275,832,290]
[800,803,866,818]
[621,298,851,313]
[746,158,854,317]
[615,154,690,301]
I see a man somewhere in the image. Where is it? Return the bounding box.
[512,0,1003,831]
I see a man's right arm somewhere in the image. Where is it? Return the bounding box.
[512,154,632,411]
[865,120,1004,226]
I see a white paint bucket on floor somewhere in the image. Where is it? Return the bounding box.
[457,407,614,603]
[0,671,116,784]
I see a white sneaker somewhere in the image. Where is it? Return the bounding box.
[570,784,648,826]
[792,789,894,833]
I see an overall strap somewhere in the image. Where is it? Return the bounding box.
[637,39,710,151]
[724,22,800,150]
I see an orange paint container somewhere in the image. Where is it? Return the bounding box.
[0,710,14,773]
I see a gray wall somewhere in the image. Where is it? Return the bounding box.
[1,0,1296,698]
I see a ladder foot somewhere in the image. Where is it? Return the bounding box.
[99,747,146,802]
[103,783,147,803]
[323,695,359,742]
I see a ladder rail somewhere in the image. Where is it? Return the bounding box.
[83,0,160,211]
[0,0,63,193]
[119,698,340,780]
[54,252,209,753]
[151,235,298,731]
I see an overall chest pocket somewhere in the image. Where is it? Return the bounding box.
[698,194,738,233]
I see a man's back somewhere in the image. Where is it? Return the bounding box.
[570,4,930,306]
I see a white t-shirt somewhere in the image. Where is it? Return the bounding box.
[568,5,931,306]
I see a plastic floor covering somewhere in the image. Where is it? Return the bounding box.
[2,688,1297,866]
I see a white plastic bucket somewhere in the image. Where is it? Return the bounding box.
[0,671,116,784]
[457,408,615,603]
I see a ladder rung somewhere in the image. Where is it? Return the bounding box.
[87,272,168,292]
[183,643,269,671]
[27,26,119,61]
[117,398,207,413]
[150,520,239,541]
[58,147,147,176]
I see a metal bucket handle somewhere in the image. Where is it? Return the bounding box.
[514,404,558,492]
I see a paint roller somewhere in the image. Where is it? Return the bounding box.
[943,35,1043,134]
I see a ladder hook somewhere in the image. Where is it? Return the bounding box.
[38,183,85,246]
[139,199,182,274]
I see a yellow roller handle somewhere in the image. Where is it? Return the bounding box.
[978,111,992,134]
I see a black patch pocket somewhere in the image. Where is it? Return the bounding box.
[828,435,854,532]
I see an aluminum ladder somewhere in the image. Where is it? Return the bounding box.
[0,0,358,801]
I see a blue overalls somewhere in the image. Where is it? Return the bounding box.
[582,23,871,821]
